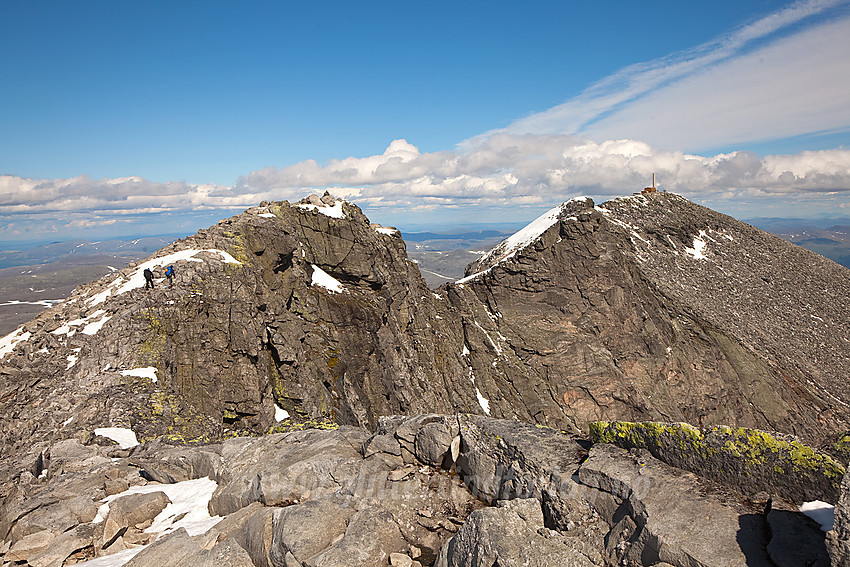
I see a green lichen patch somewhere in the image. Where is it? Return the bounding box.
[589,420,845,503]
[832,432,850,463]
[135,309,166,367]
[266,418,340,434]
[589,420,712,460]
[134,390,222,446]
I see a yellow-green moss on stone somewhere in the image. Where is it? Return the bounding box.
[267,418,339,434]
[589,420,714,459]
[589,420,846,502]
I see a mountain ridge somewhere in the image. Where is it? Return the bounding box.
[1,191,849,480]
[2,191,850,566]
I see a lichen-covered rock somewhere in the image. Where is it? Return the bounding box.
[588,420,845,503]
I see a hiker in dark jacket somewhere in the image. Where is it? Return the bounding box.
[143,268,155,289]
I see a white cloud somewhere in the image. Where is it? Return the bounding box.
[471,0,850,152]
[3,135,849,234]
[5,134,850,224]
[238,136,850,214]
[581,16,850,150]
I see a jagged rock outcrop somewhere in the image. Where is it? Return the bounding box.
[0,194,474,484]
[434,498,600,567]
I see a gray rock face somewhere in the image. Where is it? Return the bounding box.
[435,498,602,567]
[450,193,850,445]
[828,468,850,566]
[123,527,255,567]
[578,443,773,567]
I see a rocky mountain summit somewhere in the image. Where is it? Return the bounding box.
[1,191,850,565]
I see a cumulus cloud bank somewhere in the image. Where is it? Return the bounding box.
[238,136,850,213]
[4,136,850,231]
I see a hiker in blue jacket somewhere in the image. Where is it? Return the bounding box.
[165,265,175,287]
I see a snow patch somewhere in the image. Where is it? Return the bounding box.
[81,310,111,336]
[74,548,143,567]
[275,404,290,421]
[120,366,158,383]
[473,321,502,355]
[94,427,139,449]
[66,348,81,369]
[90,476,222,565]
[52,310,111,337]
[0,328,31,359]
[86,249,242,307]
[373,225,398,235]
[800,500,834,531]
[310,265,345,293]
[684,231,708,260]
[458,198,587,283]
[476,388,491,415]
[258,212,276,218]
[296,200,345,219]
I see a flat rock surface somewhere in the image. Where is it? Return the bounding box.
[578,443,772,566]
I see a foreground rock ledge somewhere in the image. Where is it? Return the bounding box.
[0,415,842,567]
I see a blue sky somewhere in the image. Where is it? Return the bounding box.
[2,0,850,245]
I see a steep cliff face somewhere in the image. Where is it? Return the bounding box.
[0,194,480,478]
[2,191,848,483]
[447,193,850,444]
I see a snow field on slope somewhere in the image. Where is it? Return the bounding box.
[52,309,111,337]
[457,197,589,284]
[0,328,31,359]
[86,248,242,307]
